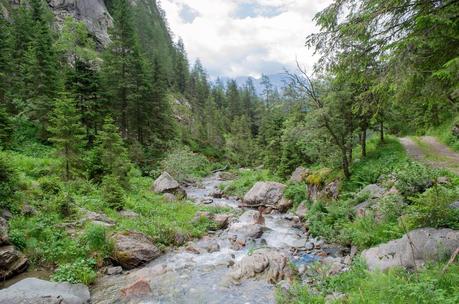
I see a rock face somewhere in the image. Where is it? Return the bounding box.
[290,167,309,183]
[48,0,113,47]
[362,228,459,271]
[0,245,29,280]
[228,249,293,284]
[111,231,161,270]
[153,172,186,199]
[0,218,29,280]
[0,217,8,245]
[0,278,90,304]
[242,182,286,210]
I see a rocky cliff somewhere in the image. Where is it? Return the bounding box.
[2,0,113,47]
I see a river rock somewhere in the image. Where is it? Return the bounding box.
[362,228,459,271]
[290,167,310,183]
[213,214,231,229]
[153,172,186,199]
[105,266,123,275]
[228,223,264,248]
[295,202,308,220]
[111,231,161,270]
[120,278,152,299]
[277,197,293,212]
[0,277,90,304]
[450,201,459,209]
[163,192,177,202]
[242,182,286,209]
[0,217,8,245]
[0,245,28,280]
[228,249,293,284]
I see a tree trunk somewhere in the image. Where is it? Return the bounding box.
[361,128,367,158]
[342,152,351,179]
[380,120,384,143]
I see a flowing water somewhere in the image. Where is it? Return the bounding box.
[91,173,325,304]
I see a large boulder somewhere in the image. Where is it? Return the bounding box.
[0,245,28,280]
[0,278,90,304]
[228,222,264,249]
[0,217,8,245]
[362,228,459,271]
[242,182,286,209]
[152,172,186,199]
[228,249,293,284]
[358,184,386,199]
[111,231,161,270]
[290,167,310,183]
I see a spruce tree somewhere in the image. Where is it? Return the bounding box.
[48,97,85,181]
[94,117,131,189]
[25,0,60,135]
[0,18,13,109]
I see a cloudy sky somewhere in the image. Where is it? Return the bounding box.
[160,0,331,79]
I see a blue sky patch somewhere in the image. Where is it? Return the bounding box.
[233,2,287,19]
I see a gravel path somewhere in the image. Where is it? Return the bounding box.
[399,136,459,175]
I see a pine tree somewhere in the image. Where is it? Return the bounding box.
[102,0,140,138]
[25,0,60,135]
[94,117,131,188]
[174,38,189,95]
[48,97,85,181]
[0,18,13,109]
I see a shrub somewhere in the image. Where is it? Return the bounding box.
[101,175,125,211]
[284,182,308,207]
[0,154,18,209]
[81,224,111,257]
[38,175,63,196]
[395,162,436,197]
[160,146,210,182]
[51,258,97,285]
[405,185,459,229]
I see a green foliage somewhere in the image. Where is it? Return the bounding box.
[51,258,97,285]
[405,185,459,230]
[343,137,407,193]
[0,107,13,148]
[48,96,85,180]
[279,261,459,304]
[0,153,18,209]
[38,175,63,196]
[284,182,308,207]
[101,174,125,211]
[160,146,210,182]
[81,224,112,257]
[394,162,436,197]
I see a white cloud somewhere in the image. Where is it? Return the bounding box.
[160,0,331,78]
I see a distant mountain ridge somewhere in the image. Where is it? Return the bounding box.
[218,73,290,96]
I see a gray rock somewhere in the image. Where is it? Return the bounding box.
[228,223,264,248]
[153,172,186,199]
[0,217,8,245]
[304,242,314,251]
[228,249,293,284]
[200,197,214,204]
[295,202,308,220]
[111,231,161,270]
[153,172,180,193]
[290,167,309,183]
[119,210,139,218]
[1,208,12,221]
[0,245,28,280]
[105,266,123,275]
[163,192,177,202]
[358,184,386,199]
[242,182,286,208]
[0,278,90,304]
[78,208,115,227]
[362,228,459,271]
[213,214,231,229]
[48,0,113,47]
[353,200,374,217]
[277,197,293,212]
[450,201,459,209]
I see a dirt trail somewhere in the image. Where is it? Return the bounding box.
[399,136,459,175]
